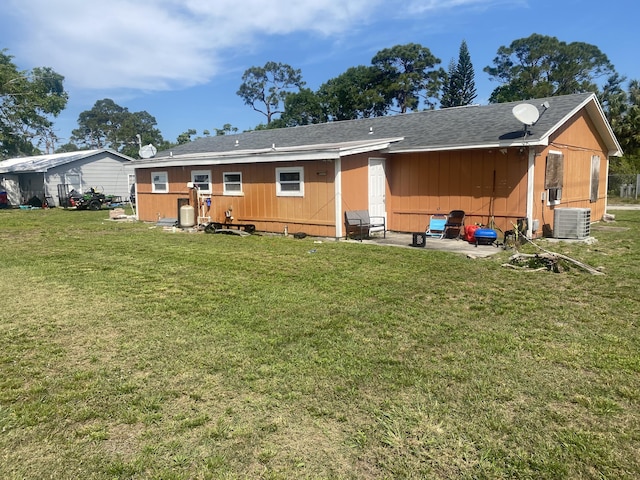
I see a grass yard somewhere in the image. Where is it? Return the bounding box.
[0,208,639,479]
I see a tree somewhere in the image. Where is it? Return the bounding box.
[1,49,68,158]
[440,60,457,109]
[70,99,125,149]
[214,124,238,136]
[271,88,327,128]
[118,110,166,158]
[176,129,196,145]
[318,66,387,121]
[55,142,80,153]
[371,43,443,113]
[484,34,615,103]
[441,40,477,108]
[606,79,640,173]
[70,99,165,156]
[237,62,305,124]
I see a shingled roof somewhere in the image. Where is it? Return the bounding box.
[139,93,620,167]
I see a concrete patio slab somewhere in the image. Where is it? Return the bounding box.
[344,231,502,258]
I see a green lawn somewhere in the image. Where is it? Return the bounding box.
[1,208,638,479]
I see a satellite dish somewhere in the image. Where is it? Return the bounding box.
[139,144,157,159]
[512,103,540,126]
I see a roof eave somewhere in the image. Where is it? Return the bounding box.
[132,138,403,168]
[0,148,133,173]
[133,149,342,169]
[391,138,549,154]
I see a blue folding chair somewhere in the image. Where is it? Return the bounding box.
[425,215,447,239]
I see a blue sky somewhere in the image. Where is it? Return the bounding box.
[1,0,637,148]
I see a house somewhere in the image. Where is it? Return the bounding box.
[0,149,135,207]
[131,93,621,238]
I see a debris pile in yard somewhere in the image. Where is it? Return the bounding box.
[108,208,136,221]
[502,251,604,275]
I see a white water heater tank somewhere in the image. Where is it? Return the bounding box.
[179,205,195,228]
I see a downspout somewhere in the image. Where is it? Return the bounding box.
[526,147,536,238]
[334,158,342,238]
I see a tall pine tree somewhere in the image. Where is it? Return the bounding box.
[441,40,477,108]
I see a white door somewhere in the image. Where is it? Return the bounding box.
[368,158,387,232]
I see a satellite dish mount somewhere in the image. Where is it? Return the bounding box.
[512,103,540,137]
[136,133,157,159]
[139,144,157,159]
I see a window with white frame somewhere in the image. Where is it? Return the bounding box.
[223,172,243,195]
[151,171,168,193]
[191,170,212,193]
[276,166,304,197]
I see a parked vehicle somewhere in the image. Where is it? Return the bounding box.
[66,188,122,210]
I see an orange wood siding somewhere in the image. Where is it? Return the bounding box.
[340,154,373,212]
[136,160,337,236]
[134,106,611,239]
[387,150,529,233]
[533,110,610,235]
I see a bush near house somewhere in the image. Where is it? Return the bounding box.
[0,208,638,479]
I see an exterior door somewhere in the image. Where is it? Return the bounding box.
[368,158,387,231]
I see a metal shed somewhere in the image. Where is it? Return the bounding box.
[0,149,134,207]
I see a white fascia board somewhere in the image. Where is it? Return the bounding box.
[339,137,404,157]
[538,94,622,157]
[132,149,342,169]
[392,139,549,154]
[588,100,623,157]
[132,138,404,169]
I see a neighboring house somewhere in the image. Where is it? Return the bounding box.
[0,149,135,207]
[132,93,621,238]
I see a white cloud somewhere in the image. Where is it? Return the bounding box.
[4,0,506,92]
[406,0,526,13]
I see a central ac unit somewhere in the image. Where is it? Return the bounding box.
[553,208,591,239]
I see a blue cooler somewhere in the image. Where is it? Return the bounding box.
[474,228,497,246]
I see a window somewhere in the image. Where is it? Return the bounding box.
[276,166,304,197]
[152,171,168,193]
[547,188,562,205]
[545,151,564,206]
[590,155,600,203]
[191,170,212,193]
[223,172,243,195]
[65,173,82,192]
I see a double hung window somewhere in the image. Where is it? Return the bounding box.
[192,170,212,193]
[152,171,168,193]
[276,167,304,197]
[223,172,242,195]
